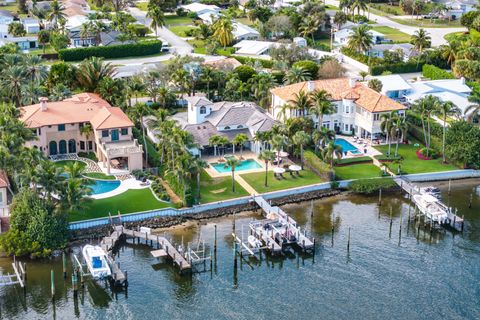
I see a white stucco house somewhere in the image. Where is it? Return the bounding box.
[22,18,41,34]
[367,43,418,61]
[443,0,477,19]
[334,28,386,46]
[180,3,220,16]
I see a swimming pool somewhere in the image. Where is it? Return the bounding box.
[211,159,262,173]
[88,179,121,195]
[335,138,362,155]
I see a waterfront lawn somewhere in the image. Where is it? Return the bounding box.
[70,188,172,221]
[84,172,116,180]
[169,25,198,37]
[371,26,411,43]
[241,168,323,193]
[334,163,381,180]
[165,15,195,26]
[390,18,461,28]
[54,160,86,170]
[374,144,458,174]
[195,170,249,203]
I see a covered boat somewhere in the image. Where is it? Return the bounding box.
[413,193,449,224]
[82,245,112,279]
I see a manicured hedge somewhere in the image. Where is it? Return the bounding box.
[406,112,443,137]
[304,150,334,181]
[370,61,423,75]
[349,178,397,194]
[335,156,372,166]
[422,64,455,80]
[233,55,274,68]
[59,40,162,61]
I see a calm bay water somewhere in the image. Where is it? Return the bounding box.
[1,180,479,320]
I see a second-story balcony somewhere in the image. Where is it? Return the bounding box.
[101,139,143,157]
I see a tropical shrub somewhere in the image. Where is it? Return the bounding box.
[422,64,455,80]
[234,65,257,82]
[233,56,274,68]
[59,40,162,61]
[349,178,397,194]
[418,147,438,159]
[304,150,334,180]
[292,60,319,79]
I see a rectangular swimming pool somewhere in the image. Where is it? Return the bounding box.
[335,138,362,155]
[211,159,262,173]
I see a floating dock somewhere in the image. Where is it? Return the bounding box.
[395,177,464,231]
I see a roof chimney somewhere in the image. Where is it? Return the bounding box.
[307,80,314,92]
[39,97,48,111]
[349,78,357,88]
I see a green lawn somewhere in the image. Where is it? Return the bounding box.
[70,188,172,221]
[54,160,86,170]
[368,4,403,16]
[444,31,469,42]
[374,144,459,174]
[165,15,195,26]
[240,168,324,194]
[84,172,116,180]
[390,18,461,28]
[194,170,249,204]
[169,25,198,37]
[334,163,381,180]
[235,17,255,26]
[371,26,411,43]
[189,39,235,55]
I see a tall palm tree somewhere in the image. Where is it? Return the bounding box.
[130,102,152,163]
[47,0,66,29]
[288,91,311,118]
[411,28,431,57]
[270,134,289,167]
[225,158,240,192]
[347,25,374,53]
[212,16,234,49]
[436,101,460,163]
[313,126,335,151]
[192,158,207,203]
[258,150,275,187]
[36,160,63,202]
[380,111,397,156]
[465,89,480,122]
[283,67,311,85]
[299,16,320,43]
[209,134,222,157]
[76,57,116,92]
[23,55,48,84]
[202,66,215,99]
[309,89,335,132]
[390,115,408,157]
[232,133,248,159]
[147,6,165,37]
[1,65,25,107]
[352,0,368,16]
[292,131,310,169]
[322,141,343,169]
[412,95,439,157]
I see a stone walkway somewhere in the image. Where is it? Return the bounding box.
[235,175,257,195]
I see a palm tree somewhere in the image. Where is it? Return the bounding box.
[334,11,348,29]
[76,57,116,92]
[47,0,66,29]
[258,150,275,187]
[147,6,165,37]
[347,25,374,53]
[411,28,431,57]
[283,67,311,85]
[23,55,48,84]
[209,134,222,157]
[412,95,439,157]
[436,101,460,163]
[36,160,63,202]
[212,16,234,49]
[313,126,335,151]
[352,0,368,16]
[390,114,408,157]
[288,91,311,118]
[192,158,208,203]
[465,89,480,122]
[270,134,289,167]
[202,66,215,99]
[232,133,248,159]
[299,16,320,43]
[249,73,276,109]
[380,111,397,156]
[130,103,152,163]
[359,71,369,81]
[309,89,335,132]
[1,65,25,107]
[368,78,383,92]
[225,158,240,192]
[322,141,343,169]
[59,177,92,212]
[292,131,310,170]
[440,42,458,66]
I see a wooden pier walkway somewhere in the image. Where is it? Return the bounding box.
[394,177,464,230]
[252,196,315,252]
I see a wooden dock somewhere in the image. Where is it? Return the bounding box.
[0,258,26,288]
[252,196,315,252]
[394,177,464,230]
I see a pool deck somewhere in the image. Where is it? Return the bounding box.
[337,135,382,158]
[89,178,151,200]
[204,152,268,178]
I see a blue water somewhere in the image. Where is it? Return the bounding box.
[335,138,361,154]
[88,179,121,195]
[212,159,262,173]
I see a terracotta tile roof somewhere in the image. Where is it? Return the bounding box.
[203,58,242,70]
[271,78,406,113]
[20,93,134,130]
[0,171,9,188]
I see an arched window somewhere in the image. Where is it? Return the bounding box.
[59,140,67,154]
[68,139,76,153]
[224,126,231,130]
[49,141,58,156]
[200,106,206,114]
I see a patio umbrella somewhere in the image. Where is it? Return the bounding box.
[288,165,301,172]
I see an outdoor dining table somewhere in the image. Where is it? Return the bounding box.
[273,167,286,178]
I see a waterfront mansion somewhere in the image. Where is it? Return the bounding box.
[20,93,143,174]
[270,78,407,140]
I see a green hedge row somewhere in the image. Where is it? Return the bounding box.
[233,55,274,68]
[370,62,423,75]
[408,124,443,152]
[304,150,333,181]
[422,64,455,80]
[349,178,397,194]
[335,156,372,165]
[59,40,162,61]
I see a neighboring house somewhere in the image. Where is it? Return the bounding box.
[69,30,130,47]
[65,15,89,30]
[203,57,242,70]
[233,40,276,56]
[444,0,477,19]
[20,93,143,174]
[22,18,40,34]
[0,36,38,50]
[62,0,89,17]
[334,28,386,46]
[273,0,302,8]
[0,171,9,218]
[148,97,277,157]
[367,43,418,61]
[197,11,221,24]
[0,23,8,38]
[270,78,407,140]
[0,10,14,25]
[232,22,260,41]
[180,3,220,16]
[372,75,412,99]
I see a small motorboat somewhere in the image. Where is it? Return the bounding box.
[82,245,112,279]
[248,235,262,249]
[413,194,449,224]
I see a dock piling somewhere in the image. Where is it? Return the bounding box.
[51,270,55,300]
[347,227,351,252]
[214,224,217,252]
[62,252,67,279]
[378,188,382,206]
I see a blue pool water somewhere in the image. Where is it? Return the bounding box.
[88,179,121,195]
[335,138,362,154]
[212,159,262,173]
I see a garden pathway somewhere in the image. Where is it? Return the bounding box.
[235,175,257,195]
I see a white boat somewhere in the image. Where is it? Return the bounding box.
[413,194,449,224]
[82,245,112,279]
[247,235,263,249]
[419,186,441,199]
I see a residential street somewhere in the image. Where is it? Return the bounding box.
[325,0,466,46]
